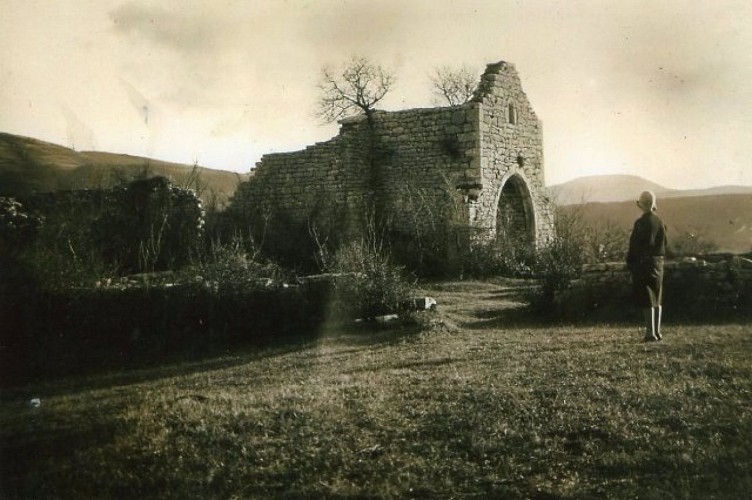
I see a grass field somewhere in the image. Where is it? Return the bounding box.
[1,279,751,498]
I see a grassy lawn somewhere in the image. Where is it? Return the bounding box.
[2,279,751,498]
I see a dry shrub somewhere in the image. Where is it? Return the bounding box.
[326,238,416,321]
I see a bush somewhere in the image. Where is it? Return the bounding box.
[527,236,584,315]
[668,230,718,258]
[7,194,120,291]
[525,206,596,314]
[384,181,470,279]
[525,203,636,315]
[326,239,416,321]
[387,224,538,280]
[460,234,538,279]
[554,205,629,264]
[224,194,350,275]
[3,179,205,289]
[189,235,290,287]
[0,197,43,250]
[91,177,204,274]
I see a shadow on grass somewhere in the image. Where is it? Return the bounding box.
[462,304,550,330]
[451,280,553,330]
[0,336,303,400]
[1,318,427,402]
[0,419,121,498]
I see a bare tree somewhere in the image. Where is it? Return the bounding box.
[317,56,395,123]
[431,65,479,106]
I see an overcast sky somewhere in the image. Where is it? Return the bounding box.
[2,0,751,188]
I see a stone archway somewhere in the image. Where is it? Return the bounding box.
[496,174,535,245]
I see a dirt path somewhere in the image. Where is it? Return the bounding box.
[419,278,536,330]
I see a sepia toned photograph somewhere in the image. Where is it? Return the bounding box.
[1,1,751,497]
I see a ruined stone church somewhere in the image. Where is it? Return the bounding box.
[230,60,555,249]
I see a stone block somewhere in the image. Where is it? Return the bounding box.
[451,111,467,125]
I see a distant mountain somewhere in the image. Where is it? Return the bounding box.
[0,132,250,208]
[548,175,668,205]
[549,174,752,206]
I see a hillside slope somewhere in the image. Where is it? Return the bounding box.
[0,132,249,207]
[563,194,752,253]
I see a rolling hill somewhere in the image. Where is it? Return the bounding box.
[550,175,752,253]
[0,132,250,208]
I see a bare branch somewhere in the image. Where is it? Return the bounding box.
[317,56,395,123]
[430,65,479,106]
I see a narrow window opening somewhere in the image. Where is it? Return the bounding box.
[508,103,517,125]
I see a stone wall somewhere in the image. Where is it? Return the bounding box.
[229,59,555,251]
[556,256,752,320]
[230,129,364,233]
[230,106,475,238]
[472,62,554,245]
[369,105,479,233]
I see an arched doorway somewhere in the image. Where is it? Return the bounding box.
[496,174,535,245]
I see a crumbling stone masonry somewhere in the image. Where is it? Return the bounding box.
[12,176,204,273]
[230,60,555,248]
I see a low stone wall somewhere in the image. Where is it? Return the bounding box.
[0,278,329,384]
[554,255,752,321]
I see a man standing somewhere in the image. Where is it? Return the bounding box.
[627,191,668,341]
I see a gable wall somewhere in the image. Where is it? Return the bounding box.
[472,61,555,245]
